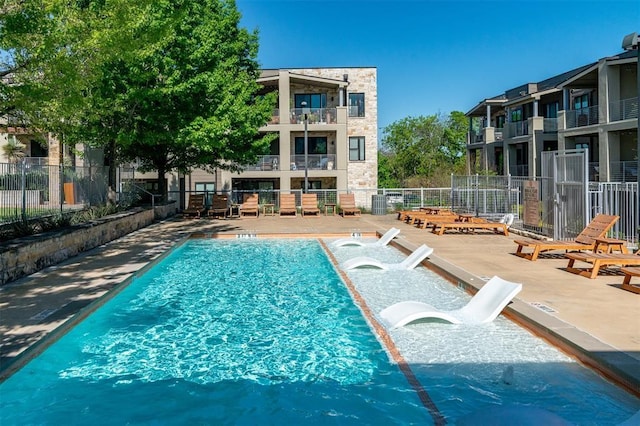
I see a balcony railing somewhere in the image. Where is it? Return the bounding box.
[610,161,638,183]
[245,155,280,171]
[566,106,598,128]
[587,161,638,182]
[289,154,336,171]
[505,121,528,138]
[509,164,529,177]
[268,109,280,124]
[609,97,639,122]
[289,108,337,124]
[543,118,558,133]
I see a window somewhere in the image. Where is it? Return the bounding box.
[195,182,215,206]
[349,137,365,161]
[301,180,322,190]
[545,102,559,118]
[495,116,506,129]
[30,139,48,158]
[294,93,326,109]
[348,93,365,117]
[294,137,327,155]
[510,108,522,122]
[574,94,589,111]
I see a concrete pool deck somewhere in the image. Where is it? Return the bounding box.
[1,212,639,396]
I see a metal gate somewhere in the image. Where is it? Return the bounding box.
[541,149,589,241]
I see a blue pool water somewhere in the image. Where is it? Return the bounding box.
[0,239,430,425]
[1,238,639,425]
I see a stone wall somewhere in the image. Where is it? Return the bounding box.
[0,208,155,286]
[154,201,178,221]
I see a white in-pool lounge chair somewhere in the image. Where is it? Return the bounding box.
[333,227,400,248]
[379,275,522,328]
[341,244,433,270]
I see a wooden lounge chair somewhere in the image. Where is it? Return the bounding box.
[429,217,510,236]
[183,194,206,218]
[565,249,640,279]
[414,212,459,228]
[513,214,619,261]
[301,194,320,217]
[620,267,640,294]
[338,193,361,217]
[239,193,259,217]
[207,194,229,219]
[279,193,297,217]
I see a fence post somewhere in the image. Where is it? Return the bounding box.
[450,173,454,210]
[475,174,480,217]
[59,163,64,213]
[506,174,512,215]
[21,159,26,222]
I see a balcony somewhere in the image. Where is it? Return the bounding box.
[289,154,336,171]
[610,161,638,183]
[289,108,337,125]
[509,164,529,177]
[543,118,558,133]
[468,127,503,145]
[505,121,529,138]
[566,106,598,128]
[609,97,638,122]
[268,109,280,124]
[245,155,280,171]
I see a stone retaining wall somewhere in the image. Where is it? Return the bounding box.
[0,208,156,286]
[154,201,178,221]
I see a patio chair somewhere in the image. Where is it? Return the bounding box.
[565,248,640,279]
[513,214,619,261]
[333,227,400,247]
[279,193,297,217]
[379,275,522,328]
[339,193,361,217]
[301,193,320,217]
[183,194,206,218]
[207,194,229,219]
[411,211,458,227]
[427,215,511,236]
[239,193,259,217]
[621,267,640,294]
[342,244,433,270]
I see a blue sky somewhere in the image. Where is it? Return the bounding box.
[236,0,640,129]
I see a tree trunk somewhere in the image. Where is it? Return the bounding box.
[156,163,167,203]
[104,140,117,205]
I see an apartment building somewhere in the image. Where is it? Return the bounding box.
[185,67,378,201]
[2,67,378,207]
[466,49,638,182]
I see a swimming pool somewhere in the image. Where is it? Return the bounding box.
[0,238,638,424]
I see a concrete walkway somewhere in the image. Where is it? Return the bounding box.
[1,212,639,395]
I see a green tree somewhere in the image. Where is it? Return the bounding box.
[377,151,400,188]
[3,0,276,200]
[380,112,467,187]
[1,0,151,129]
[71,0,276,199]
[1,136,25,163]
